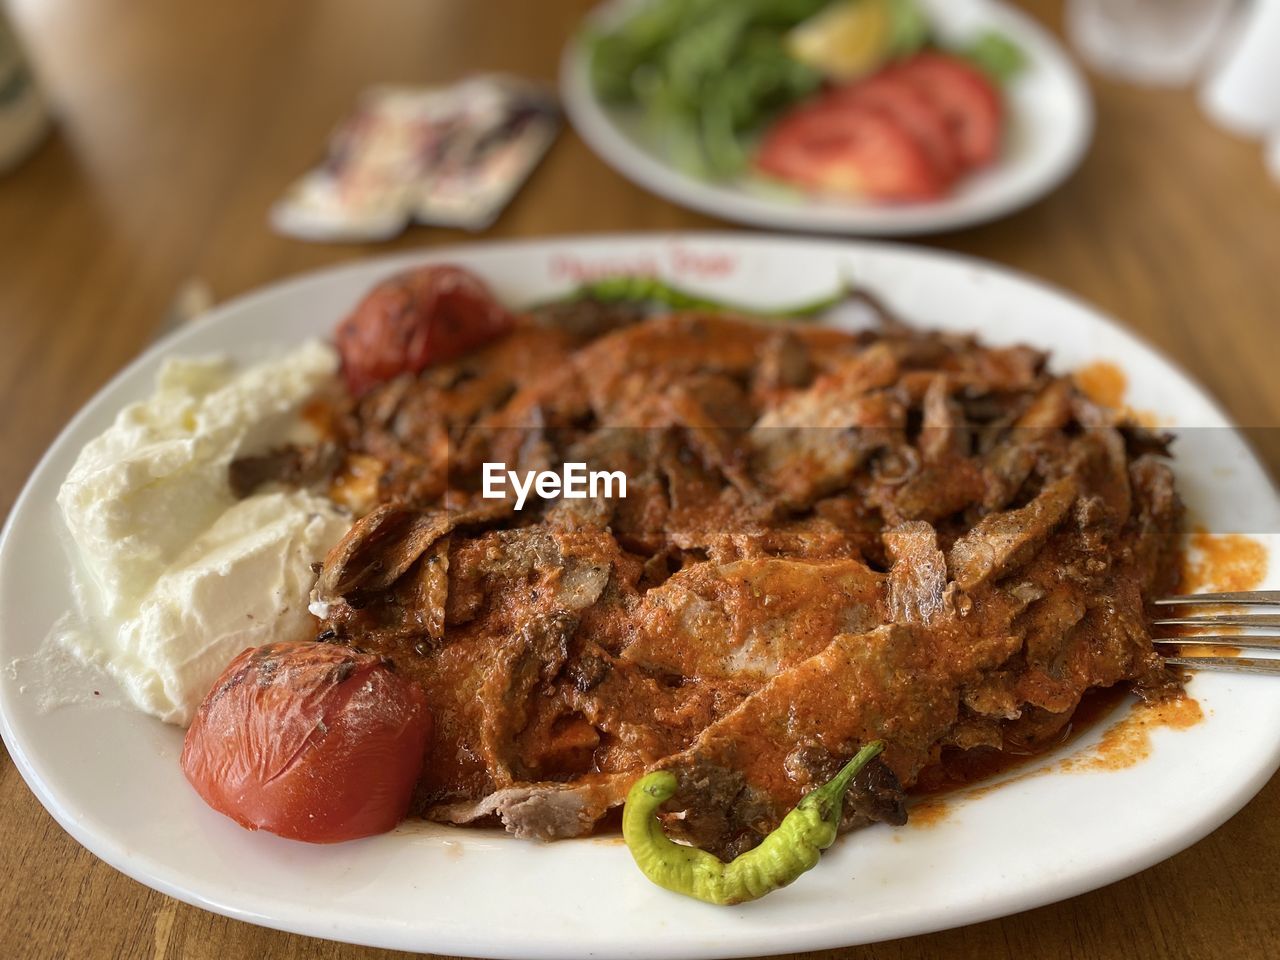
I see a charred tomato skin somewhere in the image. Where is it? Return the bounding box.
[181,641,432,843]
[334,264,516,396]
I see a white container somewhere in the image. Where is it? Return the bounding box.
[1066,0,1236,86]
[1201,1,1280,137]
[0,7,50,174]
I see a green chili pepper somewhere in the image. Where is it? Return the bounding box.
[959,30,1028,86]
[623,739,886,905]
[530,275,852,321]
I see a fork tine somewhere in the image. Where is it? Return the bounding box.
[1154,635,1280,650]
[1162,656,1280,676]
[1152,614,1280,628]
[1155,591,1280,605]
[1152,591,1280,674]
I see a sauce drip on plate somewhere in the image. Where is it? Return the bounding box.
[1073,360,1127,410]
[1181,528,1269,594]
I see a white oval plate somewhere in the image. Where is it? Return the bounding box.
[2,234,1277,959]
[562,0,1093,235]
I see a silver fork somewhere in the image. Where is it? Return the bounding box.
[1153,591,1280,675]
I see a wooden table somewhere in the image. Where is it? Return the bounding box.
[2,0,1278,957]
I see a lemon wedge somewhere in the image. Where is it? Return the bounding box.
[786,0,894,82]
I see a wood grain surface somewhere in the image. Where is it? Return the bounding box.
[1,0,1278,958]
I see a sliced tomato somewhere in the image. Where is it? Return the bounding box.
[181,641,432,844]
[892,52,1003,169]
[830,73,962,185]
[756,99,947,201]
[334,264,516,396]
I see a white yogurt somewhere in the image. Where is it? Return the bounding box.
[55,341,353,725]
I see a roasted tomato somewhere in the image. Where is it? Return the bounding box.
[181,641,432,843]
[334,264,516,396]
[756,98,947,200]
[893,52,1003,168]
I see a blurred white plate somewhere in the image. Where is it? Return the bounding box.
[2,234,1277,958]
[561,0,1093,235]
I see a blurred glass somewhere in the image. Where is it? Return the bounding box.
[1200,0,1280,137]
[1066,0,1238,86]
[0,5,50,173]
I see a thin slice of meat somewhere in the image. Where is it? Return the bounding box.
[759,343,902,427]
[1016,379,1073,431]
[754,329,814,398]
[660,622,1020,856]
[1063,427,1132,524]
[572,314,773,426]
[884,521,950,626]
[918,375,967,463]
[1127,455,1183,597]
[980,440,1037,512]
[752,391,904,509]
[568,648,737,775]
[751,343,905,508]
[874,458,989,526]
[621,557,885,682]
[662,374,760,500]
[479,610,579,784]
[397,533,451,644]
[229,442,342,498]
[942,341,1044,393]
[317,504,454,600]
[431,774,632,840]
[948,476,1079,590]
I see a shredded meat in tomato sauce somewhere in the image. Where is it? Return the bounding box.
[262,299,1183,858]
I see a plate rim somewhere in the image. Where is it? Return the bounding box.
[559,0,1096,236]
[2,231,1278,958]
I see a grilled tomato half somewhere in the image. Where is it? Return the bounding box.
[181,641,432,843]
[334,263,516,396]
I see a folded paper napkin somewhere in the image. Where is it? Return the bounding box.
[271,76,560,242]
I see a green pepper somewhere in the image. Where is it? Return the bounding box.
[530,275,852,321]
[623,739,886,905]
[959,30,1028,85]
